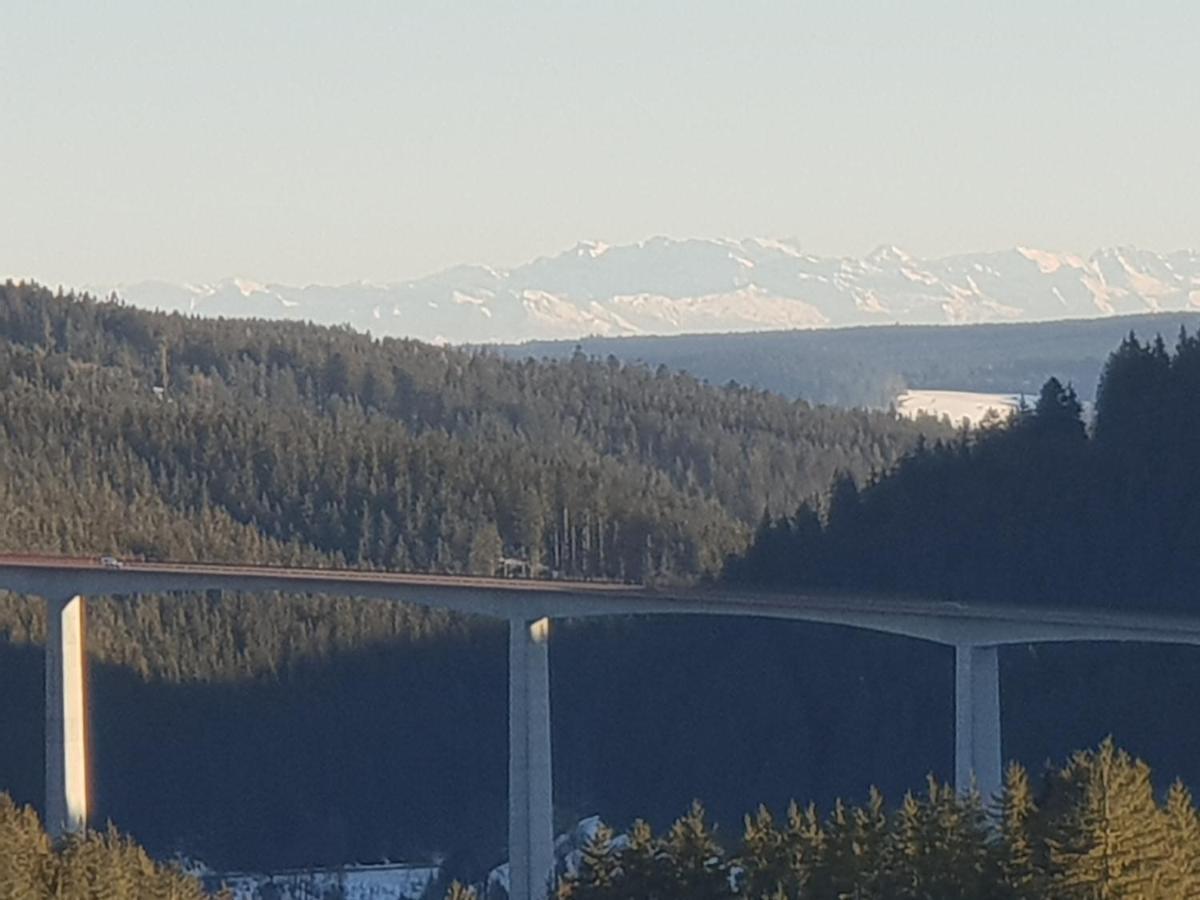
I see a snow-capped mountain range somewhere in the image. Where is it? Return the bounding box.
[93,239,1200,344]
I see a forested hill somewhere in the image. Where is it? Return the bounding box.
[0,283,1195,879]
[0,281,944,871]
[726,330,1200,612]
[508,312,1200,407]
[0,280,940,587]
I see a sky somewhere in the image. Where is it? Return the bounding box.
[3,1,1198,287]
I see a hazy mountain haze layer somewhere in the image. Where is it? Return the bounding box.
[89,239,1200,344]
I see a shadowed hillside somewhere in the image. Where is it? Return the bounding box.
[726,330,1200,611]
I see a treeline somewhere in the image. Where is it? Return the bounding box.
[0,793,222,899]
[552,741,1200,900]
[727,330,1200,611]
[4,740,1199,900]
[512,312,1200,407]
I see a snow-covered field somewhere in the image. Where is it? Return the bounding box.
[206,863,441,900]
[894,389,1025,428]
[202,816,610,900]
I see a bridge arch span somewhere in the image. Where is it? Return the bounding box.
[4,557,1200,900]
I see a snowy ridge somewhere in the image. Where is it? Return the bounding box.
[92,240,1200,344]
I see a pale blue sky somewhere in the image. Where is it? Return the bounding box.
[3,1,1197,286]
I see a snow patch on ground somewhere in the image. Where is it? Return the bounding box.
[204,863,441,900]
[895,389,1026,428]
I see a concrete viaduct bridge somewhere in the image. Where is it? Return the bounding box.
[3,554,1200,900]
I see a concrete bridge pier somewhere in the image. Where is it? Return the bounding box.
[954,643,1001,801]
[45,594,89,838]
[508,616,554,900]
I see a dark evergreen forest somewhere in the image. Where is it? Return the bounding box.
[726,330,1200,611]
[554,742,1200,900]
[0,282,1197,883]
[0,281,938,578]
[8,738,1200,899]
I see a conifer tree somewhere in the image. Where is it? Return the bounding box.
[814,797,877,900]
[1161,780,1200,899]
[618,819,670,900]
[556,823,622,900]
[1044,738,1170,899]
[805,789,890,900]
[996,762,1045,899]
[662,802,734,900]
[0,794,52,900]
[886,778,995,900]
[782,801,825,899]
[1028,376,1086,444]
[851,788,892,900]
[739,806,791,899]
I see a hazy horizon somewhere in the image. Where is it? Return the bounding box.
[34,236,1200,292]
[4,2,1198,287]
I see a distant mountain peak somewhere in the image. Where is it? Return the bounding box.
[93,239,1200,344]
[866,244,914,264]
[231,277,270,297]
[746,237,807,258]
[571,240,610,258]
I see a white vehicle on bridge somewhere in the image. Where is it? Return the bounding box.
[99,556,124,569]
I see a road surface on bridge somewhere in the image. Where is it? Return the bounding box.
[1,553,1199,647]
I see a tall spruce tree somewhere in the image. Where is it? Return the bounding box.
[556,824,622,900]
[1045,739,1171,899]
[0,794,52,900]
[618,819,671,900]
[887,779,996,900]
[1161,780,1200,899]
[662,802,735,900]
[996,762,1045,900]
[783,802,826,899]
[739,806,792,899]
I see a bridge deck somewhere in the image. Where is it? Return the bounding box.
[1,554,1198,647]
